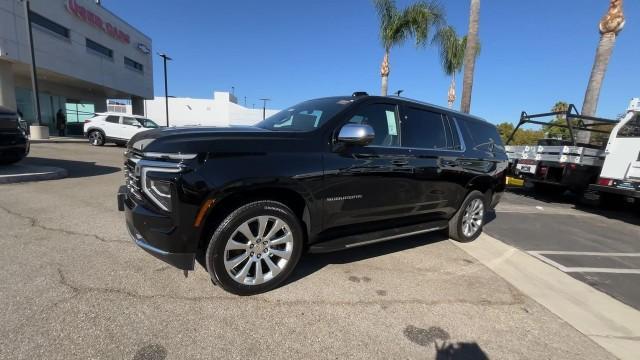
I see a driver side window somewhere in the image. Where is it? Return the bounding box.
[346,103,399,147]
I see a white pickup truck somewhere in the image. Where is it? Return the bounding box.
[588,98,640,203]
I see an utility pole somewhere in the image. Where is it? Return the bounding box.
[244,96,247,107]
[158,53,172,126]
[259,98,270,120]
[23,0,41,126]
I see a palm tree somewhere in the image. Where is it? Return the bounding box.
[460,0,480,113]
[544,101,571,140]
[578,0,625,143]
[374,0,444,96]
[432,26,478,108]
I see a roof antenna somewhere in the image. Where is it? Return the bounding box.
[394,90,404,97]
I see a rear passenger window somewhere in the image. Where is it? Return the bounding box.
[105,116,119,123]
[401,108,448,149]
[122,117,140,126]
[347,103,399,147]
[462,119,504,152]
[618,115,640,138]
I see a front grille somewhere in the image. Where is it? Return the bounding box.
[124,159,142,200]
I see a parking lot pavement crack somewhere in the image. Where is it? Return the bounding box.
[54,268,524,307]
[0,204,128,244]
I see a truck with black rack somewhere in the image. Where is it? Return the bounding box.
[504,104,618,195]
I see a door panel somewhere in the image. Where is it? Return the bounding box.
[398,106,470,217]
[121,117,142,140]
[103,115,122,138]
[322,145,422,229]
[601,114,640,180]
[321,102,419,229]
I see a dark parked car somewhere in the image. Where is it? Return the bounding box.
[118,94,508,295]
[0,106,29,165]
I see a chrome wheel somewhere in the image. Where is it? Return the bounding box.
[461,198,484,238]
[223,215,294,286]
[89,131,103,145]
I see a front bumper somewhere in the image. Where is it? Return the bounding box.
[118,185,196,270]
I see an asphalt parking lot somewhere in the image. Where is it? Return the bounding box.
[485,189,640,310]
[0,142,624,359]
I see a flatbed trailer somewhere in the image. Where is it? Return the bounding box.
[505,104,618,193]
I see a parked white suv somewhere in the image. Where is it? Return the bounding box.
[83,113,160,146]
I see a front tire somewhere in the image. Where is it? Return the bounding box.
[448,190,486,242]
[205,200,303,295]
[88,130,105,146]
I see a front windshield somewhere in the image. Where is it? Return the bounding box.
[140,118,159,128]
[255,98,353,131]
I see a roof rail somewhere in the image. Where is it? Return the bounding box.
[352,92,368,97]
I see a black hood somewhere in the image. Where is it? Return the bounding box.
[128,126,300,153]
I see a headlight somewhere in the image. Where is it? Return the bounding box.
[140,167,180,211]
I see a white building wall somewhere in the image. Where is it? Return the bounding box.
[143,92,279,127]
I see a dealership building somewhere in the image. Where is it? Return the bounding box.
[0,0,152,136]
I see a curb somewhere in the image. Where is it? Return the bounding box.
[0,165,68,184]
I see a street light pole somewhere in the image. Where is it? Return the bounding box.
[259,98,270,120]
[23,0,41,126]
[158,53,172,126]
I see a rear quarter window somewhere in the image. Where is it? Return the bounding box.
[105,116,120,123]
[462,119,504,153]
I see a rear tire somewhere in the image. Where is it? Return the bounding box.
[448,190,486,242]
[205,200,303,296]
[88,130,105,146]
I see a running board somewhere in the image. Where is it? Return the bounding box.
[308,220,448,253]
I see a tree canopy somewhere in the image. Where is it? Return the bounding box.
[496,122,545,145]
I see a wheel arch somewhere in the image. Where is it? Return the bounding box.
[465,175,497,204]
[197,186,311,254]
[86,127,105,137]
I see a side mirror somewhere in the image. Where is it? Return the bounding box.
[337,124,375,146]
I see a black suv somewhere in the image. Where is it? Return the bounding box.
[118,94,507,295]
[0,106,29,165]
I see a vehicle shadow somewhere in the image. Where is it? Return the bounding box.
[286,231,449,285]
[435,341,489,360]
[20,156,121,178]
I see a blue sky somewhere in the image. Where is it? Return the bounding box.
[108,0,638,124]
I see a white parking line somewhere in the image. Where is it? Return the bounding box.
[494,205,598,217]
[528,251,640,274]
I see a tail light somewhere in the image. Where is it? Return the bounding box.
[84,120,91,123]
[597,177,614,186]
